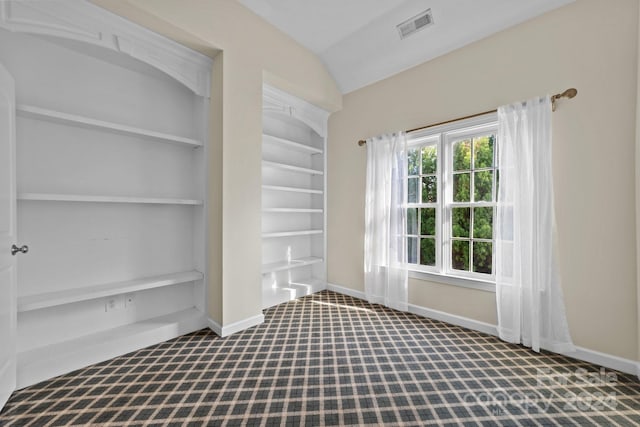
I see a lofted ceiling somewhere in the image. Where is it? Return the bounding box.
[238,0,574,94]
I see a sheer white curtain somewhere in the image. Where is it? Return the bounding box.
[495,96,574,353]
[364,132,408,312]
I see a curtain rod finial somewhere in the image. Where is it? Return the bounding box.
[563,88,578,99]
[358,140,367,146]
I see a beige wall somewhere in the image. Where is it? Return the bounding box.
[328,0,639,360]
[93,0,342,325]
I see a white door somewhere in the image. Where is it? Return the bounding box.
[0,62,16,411]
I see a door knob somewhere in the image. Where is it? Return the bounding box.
[11,244,28,256]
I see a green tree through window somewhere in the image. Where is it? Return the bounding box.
[406,122,497,281]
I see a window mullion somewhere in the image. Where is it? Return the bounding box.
[441,133,450,275]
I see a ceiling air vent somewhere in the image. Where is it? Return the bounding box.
[397,9,434,39]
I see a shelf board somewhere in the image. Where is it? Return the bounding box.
[18,270,204,312]
[262,256,323,274]
[262,160,324,175]
[17,104,202,148]
[18,193,203,205]
[262,229,324,238]
[17,308,205,389]
[263,208,323,213]
[263,134,323,154]
[262,278,326,309]
[262,185,323,195]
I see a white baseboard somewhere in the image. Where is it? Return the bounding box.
[561,347,640,377]
[327,282,640,377]
[406,303,499,337]
[208,313,265,338]
[327,282,498,336]
[326,283,366,300]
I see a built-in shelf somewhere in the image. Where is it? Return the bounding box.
[17,105,202,148]
[262,185,323,195]
[263,133,323,154]
[17,308,205,389]
[262,256,323,274]
[261,85,328,310]
[18,271,204,312]
[262,160,324,176]
[18,193,203,205]
[263,208,323,213]
[262,229,324,238]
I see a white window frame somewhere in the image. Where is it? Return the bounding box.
[406,112,498,292]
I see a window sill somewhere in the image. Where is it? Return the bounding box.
[408,270,496,293]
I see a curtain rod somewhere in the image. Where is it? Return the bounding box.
[357,88,578,146]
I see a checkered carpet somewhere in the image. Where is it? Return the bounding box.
[1,291,640,426]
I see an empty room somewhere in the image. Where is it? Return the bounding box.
[1,0,640,425]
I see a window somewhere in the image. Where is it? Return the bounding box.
[406,115,498,286]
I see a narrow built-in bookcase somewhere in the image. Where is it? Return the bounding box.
[261,85,329,309]
[0,0,213,388]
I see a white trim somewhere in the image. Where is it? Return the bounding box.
[0,0,212,96]
[409,270,496,292]
[407,303,499,336]
[326,283,366,300]
[263,84,330,138]
[327,283,640,377]
[208,313,265,338]
[559,347,640,377]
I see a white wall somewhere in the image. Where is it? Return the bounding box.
[328,0,639,360]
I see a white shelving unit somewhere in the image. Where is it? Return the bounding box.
[261,85,329,309]
[0,0,213,389]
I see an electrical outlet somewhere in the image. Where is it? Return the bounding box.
[105,295,125,312]
[124,293,135,308]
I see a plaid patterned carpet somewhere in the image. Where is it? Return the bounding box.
[1,290,639,426]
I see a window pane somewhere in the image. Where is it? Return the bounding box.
[452,240,470,271]
[408,148,419,176]
[408,237,418,264]
[473,242,492,274]
[474,135,494,169]
[420,238,436,266]
[452,207,470,238]
[422,176,437,203]
[474,171,493,202]
[473,207,493,239]
[408,178,418,203]
[420,208,436,236]
[421,146,437,174]
[407,208,418,235]
[453,139,471,171]
[453,173,470,202]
